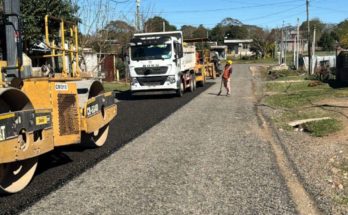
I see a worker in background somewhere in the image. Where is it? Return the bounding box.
[212,52,221,75]
[223,60,233,96]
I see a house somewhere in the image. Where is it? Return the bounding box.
[278,30,308,53]
[224,39,253,57]
[81,48,121,82]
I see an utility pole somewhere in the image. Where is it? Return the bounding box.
[281,21,284,64]
[296,18,300,70]
[306,0,311,76]
[311,26,316,74]
[163,21,165,32]
[136,0,141,32]
[293,33,296,67]
[284,29,287,65]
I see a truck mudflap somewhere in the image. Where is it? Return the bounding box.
[0,109,54,163]
[81,91,117,133]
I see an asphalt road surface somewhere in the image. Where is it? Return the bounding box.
[20,65,297,214]
[0,83,211,215]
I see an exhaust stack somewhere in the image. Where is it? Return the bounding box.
[3,0,22,78]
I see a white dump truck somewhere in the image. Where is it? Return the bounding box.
[128,31,196,96]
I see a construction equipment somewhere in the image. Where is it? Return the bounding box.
[0,0,117,193]
[184,38,217,86]
[129,31,196,96]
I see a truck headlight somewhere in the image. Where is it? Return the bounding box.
[131,78,139,86]
[166,75,176,84]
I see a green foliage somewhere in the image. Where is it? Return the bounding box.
[181,25,197,39]
[103,82,130,92]
[318,31,336,51]
[335,20,348,48]
[225,25,248,39]
[210,24,225,44]
[210,17,251,44]
[300,18,325,43]
[144,16,176,33]
[20,0,79,45]
[305,119,342,137]
[192,24,208,39]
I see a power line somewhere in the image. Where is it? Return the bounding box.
[115,0,306,15]
[110,0,131,3]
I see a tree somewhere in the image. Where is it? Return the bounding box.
[144,16,176,32]
[225,26,248,39]
[192,24,208,38]
[210,17,250,44]
[249,29,267,58]
[318,31,335,51]
[210,24,225,44]
[20,0,79,47]
[300,18,325,44]
[181,25,197,39]
[104,20,135,50]
[334,20,348,48]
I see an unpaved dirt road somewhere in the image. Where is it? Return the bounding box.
[22,65,304,214]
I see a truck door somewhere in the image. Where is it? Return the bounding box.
[173,41,183,72]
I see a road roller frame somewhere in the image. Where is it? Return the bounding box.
[0,4,117,194]
[184,38,217,87]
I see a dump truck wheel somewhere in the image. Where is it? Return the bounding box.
[0,158,38,194]
[189,79,194,92]
[193,78,197,90]
[176,80,184,97]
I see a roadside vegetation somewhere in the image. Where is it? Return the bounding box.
[103,82,130,92]
[260,68,346,137]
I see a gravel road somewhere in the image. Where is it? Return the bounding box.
[22,65,297,214]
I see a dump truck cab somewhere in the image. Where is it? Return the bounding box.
[128,31,196,96]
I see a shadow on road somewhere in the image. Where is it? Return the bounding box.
[116,90,185,101]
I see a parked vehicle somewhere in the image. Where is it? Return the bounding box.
[128,31,196,96]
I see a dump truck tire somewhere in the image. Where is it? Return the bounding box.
[176,80,184,97]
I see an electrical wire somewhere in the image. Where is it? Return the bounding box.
[115,0,307,15]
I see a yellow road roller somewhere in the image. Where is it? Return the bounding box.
[0,0,117,193]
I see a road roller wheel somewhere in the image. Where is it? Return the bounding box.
[0,89,38,194]
[83,124,110,148]
[0,158,38,194]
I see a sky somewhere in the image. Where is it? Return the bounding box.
[77,0,348,32]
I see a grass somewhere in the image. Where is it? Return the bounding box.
[103,81,130,92]
[262,69,347,137]
[305,119,342,137]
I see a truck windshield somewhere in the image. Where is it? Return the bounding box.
[131,44,172,61]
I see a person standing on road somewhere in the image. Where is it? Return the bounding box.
[223,60,233,96]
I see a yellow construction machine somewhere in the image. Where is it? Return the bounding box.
[184,38,217,87]
[0,0,117,193]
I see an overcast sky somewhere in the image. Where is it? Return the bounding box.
[78,0,348,32]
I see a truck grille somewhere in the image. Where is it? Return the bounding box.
[58,94,79,136]
[135,67,168,75]
[137,76,168,86]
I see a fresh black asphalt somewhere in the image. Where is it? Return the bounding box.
[0,84,212,215]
